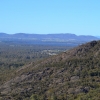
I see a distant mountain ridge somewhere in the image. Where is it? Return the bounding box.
[0,33,99,42]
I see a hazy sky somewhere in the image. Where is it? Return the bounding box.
[0,0,100,36]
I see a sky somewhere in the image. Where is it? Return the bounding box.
[0,0,100,36]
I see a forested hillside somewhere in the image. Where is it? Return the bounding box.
[0,41,100,100]
[0,42,71,85]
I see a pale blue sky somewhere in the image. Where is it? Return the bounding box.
[0,0,100,36]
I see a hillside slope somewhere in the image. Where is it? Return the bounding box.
[0,41,100,100]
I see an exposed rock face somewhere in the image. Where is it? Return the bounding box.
[90,41,97,47]
[68,86,90,94]
[70,76,79,82]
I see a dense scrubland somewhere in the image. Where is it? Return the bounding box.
[0,41,100,100]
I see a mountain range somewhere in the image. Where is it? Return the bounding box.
[0,40,100,100]
[0,33,99,42]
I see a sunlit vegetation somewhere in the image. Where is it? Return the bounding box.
[0,41,100,100]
